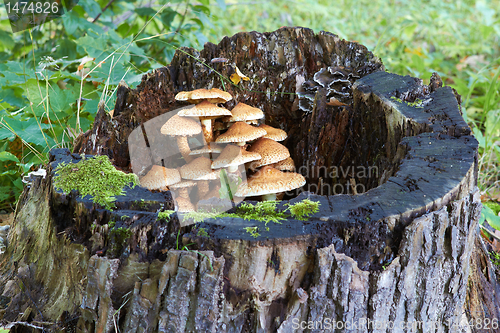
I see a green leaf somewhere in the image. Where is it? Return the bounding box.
[472,127,485,149]
[0,186,15,202]
[0,61,35,86]
[135,7,159,17]
[0,151,19,163]
[403,23,418,39]
[480,204,500,231]
[161,8,178,28]
[79,0,102,18]
[0,30,15,52]
[1,117,53,147]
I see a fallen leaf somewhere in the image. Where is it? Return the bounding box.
[230,66,250,85]
[77,56,95,72]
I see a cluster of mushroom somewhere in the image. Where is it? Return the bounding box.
[139,88,305,212]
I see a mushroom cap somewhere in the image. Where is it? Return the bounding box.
[247,137,290,168]
[189,143,223,155]
[177,101,232,119]
[209,88,233,103]
[140,165,181,190]
[271,156,295,171]
[160,114,202,137]
[215,122,267,144]
[234,166,305,197]
[169,180,197,189]
[180,156,220,180]
[211,144,261,169]
[175,197,195,212]
[175,88,233,104]
[258,124,288,141]
[224,102,264,122]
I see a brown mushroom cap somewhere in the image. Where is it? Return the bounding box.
[160,114,202,136]
[247,137,290,168]
[224,102,264,123]
[234,166,305,197]
[258,124,288,142]
[140,165,181,190]
[177,101,232,119]
[169,180,197,189]
[180,156,220,180]
[215,122,267,145]
[175,88,233,104]
[211,144,261,170]
[270,156,295,171]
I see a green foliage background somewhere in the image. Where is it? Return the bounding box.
[0,0,499,229]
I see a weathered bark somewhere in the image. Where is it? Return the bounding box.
[0,27,492,332]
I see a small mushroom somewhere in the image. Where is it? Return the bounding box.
[257,124,288,142]
[212,144,261,173]
[224,102,264,124]
[247,137,290,169]
[179,156,220,199]
[175,88,232,104]
[161,115,202,163]
[177,101,232,143]
[169,180,197,199]
[215,121,267,146]
[189,143,223,156]
[235,166,306,201]
[140,165,181,191]
[270,156,295,171]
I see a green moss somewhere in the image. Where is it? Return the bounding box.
[53,155,139,211]
[197,228,209,237]
[179,199,321,238]
[108,220,116,228]
[108,227,133,256]
[390,96,424,108]
[286,199,320,220]
[158,210,175,220]
[489,251,500,268]
[182,210,234,223]
[244,226,260,238]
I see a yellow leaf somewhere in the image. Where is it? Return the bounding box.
[230,73,241,85]
[231,66,250,85]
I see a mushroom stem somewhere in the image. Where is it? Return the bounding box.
[227,165,239,173]
[178,187,189,199]
[236,141,246,146]
[197,180,210,199]
[177,136,193,163]
[262,193,277,201]
[201,118,213,142]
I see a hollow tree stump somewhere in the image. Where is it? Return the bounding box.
[1,27,496,332]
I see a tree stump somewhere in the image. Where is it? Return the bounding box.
[1,27,496,332]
